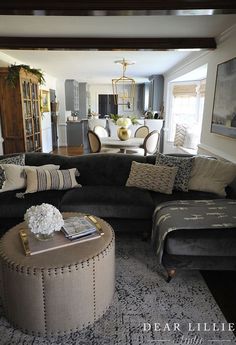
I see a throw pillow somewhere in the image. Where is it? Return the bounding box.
[173,124,187,147]
[0,164,60,193]
[24,167,81,194]
[0,154,25,189]
[155,153,194,192]
[188,156,236,197]
[126,161,178,194]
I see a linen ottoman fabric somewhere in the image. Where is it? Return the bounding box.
[189,156,236,196]
[24,167,81,193]
[0,216,115,336]
[155,153,194,192]
[0,154,25,189]
[0,164,60,193]
[126,161,178,194]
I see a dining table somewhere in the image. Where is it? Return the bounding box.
[100,137,144,153]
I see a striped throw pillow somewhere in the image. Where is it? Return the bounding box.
[24,168,81,194]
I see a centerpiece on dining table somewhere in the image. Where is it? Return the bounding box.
[111,114,139,141]
[116,117,132,140]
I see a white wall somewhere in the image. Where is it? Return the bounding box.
[40,74,57,153]
[199,27,236,163]
[89,84,113,114]
[164,24,236,163]
[88,83,143,117]
[0,52,56,153]
[56,79,67,146]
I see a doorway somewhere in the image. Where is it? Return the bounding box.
[98,94,118,117]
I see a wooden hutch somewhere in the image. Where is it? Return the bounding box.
[0,67,42,154]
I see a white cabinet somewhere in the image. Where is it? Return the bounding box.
[144,119,164,133]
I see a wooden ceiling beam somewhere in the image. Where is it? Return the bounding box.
[0,0,235,15]
[0,37,216,50]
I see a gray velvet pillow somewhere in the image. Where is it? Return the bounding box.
[0,154,25,189]
[155,153,194,192]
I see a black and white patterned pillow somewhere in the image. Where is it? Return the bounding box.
[0,154,25,189]
[155,153,194,192]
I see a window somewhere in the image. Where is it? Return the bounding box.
[168,79,206,150]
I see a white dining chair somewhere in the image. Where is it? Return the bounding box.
[93,125,109,138]
[134,125,149,138]
[87,130,119,154]
[87,130,101,153]
[142,130,160,156]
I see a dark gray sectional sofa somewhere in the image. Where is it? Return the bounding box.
[0,152,235,274]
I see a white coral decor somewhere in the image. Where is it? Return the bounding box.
[24,203,64,235]
[116,117,132,127]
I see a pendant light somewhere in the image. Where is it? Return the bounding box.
[112,58,135,110]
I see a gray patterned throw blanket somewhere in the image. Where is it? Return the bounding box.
[151,199,236,263]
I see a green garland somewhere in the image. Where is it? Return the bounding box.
[6,64,45,87]
[110,113,140,125]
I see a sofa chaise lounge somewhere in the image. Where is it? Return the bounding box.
[0,152,235,278]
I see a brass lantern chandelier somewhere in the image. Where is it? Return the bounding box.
[112,58,136,110]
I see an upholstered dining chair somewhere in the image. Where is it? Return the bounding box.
[93,125,109,138]
[134,125,149,138]
[87,130,101,153]
[142,130,159,156]
[87,130,119,154]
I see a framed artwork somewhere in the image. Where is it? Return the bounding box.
[41,90,50,112]
[211,57,236,139]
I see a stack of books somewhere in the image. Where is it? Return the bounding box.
[62,215,104,240]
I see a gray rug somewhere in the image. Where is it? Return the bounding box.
[0,234,235,345]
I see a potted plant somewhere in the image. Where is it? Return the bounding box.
[6,64,45,87]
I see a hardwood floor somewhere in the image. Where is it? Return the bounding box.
[51,146,84,156]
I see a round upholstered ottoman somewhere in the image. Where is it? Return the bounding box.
[0,215,115,336]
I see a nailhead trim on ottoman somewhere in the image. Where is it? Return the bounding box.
[0,213,115,336]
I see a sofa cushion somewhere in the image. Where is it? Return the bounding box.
[150,189,221,207]
[126,161,178,194]
[155,153,194,192]
[189,156,236,197]
[0,153,25,165]
[24,167,81,194]
[165,228,236,257]
[0,164,60,193]
[0,190,66,218]
[25,153,147,186]
[60,186,154,219]
[0,154,25,189]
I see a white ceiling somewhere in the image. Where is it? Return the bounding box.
[0,14,236,83]
[1,50,193,83]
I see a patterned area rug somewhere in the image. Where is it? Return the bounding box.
[0,234,235,345]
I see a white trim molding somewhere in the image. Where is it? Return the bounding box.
[198,143,236,164]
